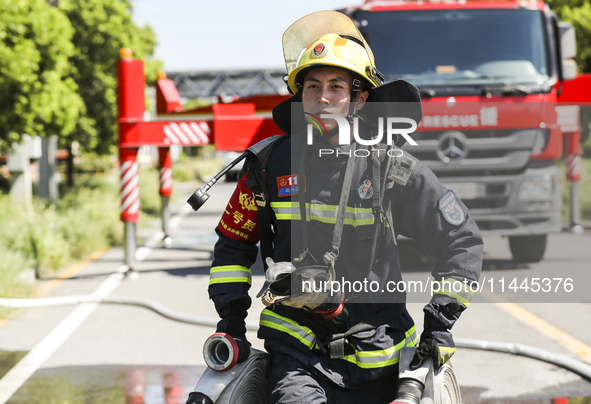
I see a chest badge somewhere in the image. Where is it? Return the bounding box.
[278,174,299,197]
[357,179,374,200]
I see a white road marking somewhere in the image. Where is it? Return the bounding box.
[0,266,126,403]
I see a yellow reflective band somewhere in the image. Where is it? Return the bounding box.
[270,202,374,227]
[341,325,417,369]
[209,265,252,286]
[342,339,405,369]
[439,346,456,362]
[270,201,301,220]
[259,309,316,350]
[432,278,474,308]
[405,325,418,347]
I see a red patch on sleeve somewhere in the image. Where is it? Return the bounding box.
[217,173,260,244]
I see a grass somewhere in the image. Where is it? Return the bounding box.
[0,150,223,317]
[0,174,123,290]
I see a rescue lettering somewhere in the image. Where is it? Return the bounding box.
[421,107,498,129]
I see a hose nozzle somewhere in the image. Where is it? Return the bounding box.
[186,152,248,212]
[203,333,250,372]
[187,185,211,212]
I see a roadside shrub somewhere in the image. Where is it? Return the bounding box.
[58,177,122,257]
[138,165,161,218]
[26,206,71,273]
[0,242,35,317]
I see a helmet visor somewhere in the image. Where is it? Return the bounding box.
[282,10,374,76]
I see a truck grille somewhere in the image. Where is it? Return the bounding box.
[403,129,543,177]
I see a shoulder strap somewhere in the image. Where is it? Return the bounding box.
[366,144,398,276]
[243,135,288,269]
[296,143,357,265]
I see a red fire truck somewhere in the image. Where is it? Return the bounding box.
[332,0,589,263]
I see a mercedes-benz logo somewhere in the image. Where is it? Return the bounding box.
[437,131,468,163]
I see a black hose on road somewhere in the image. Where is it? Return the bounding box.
[2,296,591,381]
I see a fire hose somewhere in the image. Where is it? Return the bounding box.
[0,295,257,330]
[3,295,591,403]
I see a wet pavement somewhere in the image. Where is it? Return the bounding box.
[6,364,205,404]
[3,361,591,404]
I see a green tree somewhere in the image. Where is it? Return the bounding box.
[548,0,591,156]
[548,0,591,73]
[0,0,85,151]
[59,0,162,154]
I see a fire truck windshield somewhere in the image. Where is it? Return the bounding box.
[357,9,551,87]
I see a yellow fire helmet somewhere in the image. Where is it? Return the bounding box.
[283,10,384,94]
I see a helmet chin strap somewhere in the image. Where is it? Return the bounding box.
[322,78,361,144]
[347,78,362,123]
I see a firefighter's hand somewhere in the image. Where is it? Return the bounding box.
[233,335,252,363]
[264,258,295,291]
[257,258,294,299]
[409,329,455,370]
[185,391,214,404]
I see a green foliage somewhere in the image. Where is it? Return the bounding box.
[0,172,123,279]
[138,165,161,218]
[548,0,591,73]
[0,161,174,298]
[548,0,591,155]
[0,248,34,303]
[0,0,85,150]
[59,0,162,154]
[0,0,161,154]
[58,176,123,257]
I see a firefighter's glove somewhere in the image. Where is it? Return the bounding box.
[410,305,461,370]
[256,258,295,303]
[233,336,251,363]
[257,258,341,312]
[185,391,214,404]
[216,304,249,337]
[409,328,455,370]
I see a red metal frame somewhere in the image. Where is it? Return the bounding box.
[117,50,282,228]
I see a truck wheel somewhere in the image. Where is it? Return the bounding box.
[508,235,547,263]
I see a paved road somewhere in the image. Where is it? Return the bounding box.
[0,180,590,403]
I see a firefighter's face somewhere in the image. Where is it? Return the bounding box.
[301,67,368,134]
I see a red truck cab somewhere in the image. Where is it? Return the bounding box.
[339,0,580,262]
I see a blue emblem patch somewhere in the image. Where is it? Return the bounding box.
[438,191,466,226]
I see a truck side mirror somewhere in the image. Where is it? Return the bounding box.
[558,21,576,59]
[562,59,578,81]
[559,21,577,81]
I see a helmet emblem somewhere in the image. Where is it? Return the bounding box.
[311,43,326,59]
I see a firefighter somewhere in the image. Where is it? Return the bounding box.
[206,10,482,404]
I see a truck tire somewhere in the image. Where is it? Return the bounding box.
[508,235,547,263]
